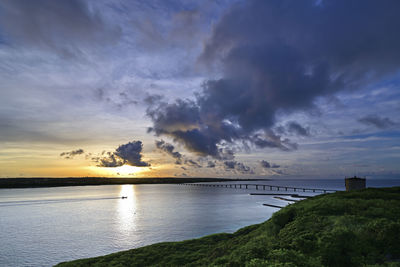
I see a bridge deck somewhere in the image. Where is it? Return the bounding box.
[181,183,338,193]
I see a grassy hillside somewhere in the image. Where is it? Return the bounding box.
[56,187,400,267]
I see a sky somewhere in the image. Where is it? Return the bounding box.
[0,0,399,179]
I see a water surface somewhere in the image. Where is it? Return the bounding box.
[1,183,272,267]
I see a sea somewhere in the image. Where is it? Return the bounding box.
[0,178,399,267]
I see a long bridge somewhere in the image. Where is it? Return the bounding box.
[181,183,338,194]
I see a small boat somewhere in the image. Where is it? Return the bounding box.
[121,196,128,199]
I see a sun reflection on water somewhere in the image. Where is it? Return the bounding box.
[117,185,137,232]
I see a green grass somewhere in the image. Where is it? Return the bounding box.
[56,187,400,267]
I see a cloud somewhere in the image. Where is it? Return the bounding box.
[154,139,207,168]
[207,161,216,168]
[358,115,396,129]
[271,169,284,176]
[185,159,202,168]
[0,0,120,56]
[155,140,183,164]
[146,95,297,158]
[250,131,298,151]
[286,122,311,137]
[97,153,124,168]
[275,122,310,137]
[97,141,150,167]
[147,0,400,159]
[60,148,85,159]
[224,161,254,174]
[260,160,280,169]
[260,160,271,168]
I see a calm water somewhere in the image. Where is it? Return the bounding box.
[0,179,399,267]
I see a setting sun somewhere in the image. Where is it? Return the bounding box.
[113,165,142,176]
[100,165,147,177]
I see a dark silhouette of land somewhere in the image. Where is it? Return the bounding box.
[0,177,259,188]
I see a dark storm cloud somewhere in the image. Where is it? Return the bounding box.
[224,161,236,169]
[286,122,310,137]
[114,141,150,167]
[0,0,120,55]
[224,161,253,174]
[184,159,202,168]
[146,96,296,157]
[154,138,208,168]
[97,141,150,167]
[147,0,400,159]
[260,160,280,169]
[250,131,298,151]
[358,115,396,129]
[275,122,310,137]
[155,140,183,164]
[97,153,125,168]
[60,148,85,159]
[207,161,216,168]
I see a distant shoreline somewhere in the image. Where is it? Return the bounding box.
[0,177,262,189]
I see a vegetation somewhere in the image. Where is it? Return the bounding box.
[56,187,400,267]
[0,177,243,188]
